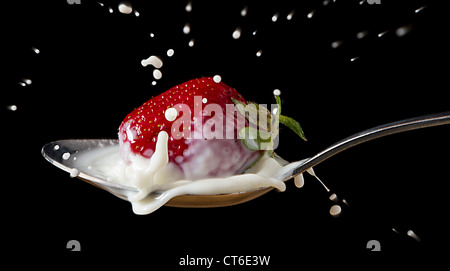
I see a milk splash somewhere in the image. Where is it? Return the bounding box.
[74,131,290,214]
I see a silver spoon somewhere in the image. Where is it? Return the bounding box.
[42,112,450,208]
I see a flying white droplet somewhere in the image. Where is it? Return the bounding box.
[167,49,175,57]
[329,193,338,202]
[356,30,369,39]
[395,25,413,37]
[165,107,178,122]
[202,98,208,104]
[149,32,155,38]
[232,27,242,39]
[22,78,32,85]
[252,30,257,36]
[188,38,195,47]
[213,75,222,83]
[241,6,248,17]
[134,10,139,17]
[307,10,315,19]
[407,230,421,242]
[294,174,304,188]
[108,6,113,13]
[183,23,191,34]
[32,47,40,54]
[118,2,132,14]
[153,69,162,80]
[7,105,17,111]
[53,144,60,151]
[185,1,192,12]
[152,81,157,86]
[273,89,281,96]
[378,31,388,38]
[342,199,350,207]
[330,205,342,217]
[272,12,279,22]
[256,49,263,57]
[331,40,343,49]
[141,55,163,68]
[350,57,360,62]
[415,6,426,13]
[287,10,295,20]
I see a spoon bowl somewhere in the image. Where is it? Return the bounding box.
[42,112,450,208]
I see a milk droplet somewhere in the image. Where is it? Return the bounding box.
[256,49,263,57]
[167,49,175,57]
[118,1,132,14]
[330,205,342,217]
[165,107,178,122]
[149,32,155,38]
[294,174,304,188]
[240,6,248,17]
[232,27,242,39]
[356,30,369,39]
[21,78,32,85]
[108,6,113,13]
[202,98,208,104]
[307,10,315,19]
[134,10,139,17]
[395,25,413,37]
[273,89,281,96]
[350,57,360,62]
[141,55,163,68]
[185,1,192,12]
[7,105,17,111]
[271,12,279,22]
[183,23,191,34]
[407,230,421,242]
[53,144,60,151]
[213,75,222,83]
[378,30,388,38]
[286,10,295,20]
[342,199,350,207]
[31,47,40,54]
[62,152,71,160]
[415,6,426,14]
[152,81,157,86]
[331,40,343,49]
[306,167,330,192]
[153,69,162,80]
[188,38,195,47]
[70,168,80,178]
[329,193,338,202]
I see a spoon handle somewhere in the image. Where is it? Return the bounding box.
[290,111,450,179]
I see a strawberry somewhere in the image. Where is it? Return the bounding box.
[118,77,262,180]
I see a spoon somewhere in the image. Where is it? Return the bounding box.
[42,112,450,208]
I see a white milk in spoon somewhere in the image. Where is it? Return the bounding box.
[73,131,295,214]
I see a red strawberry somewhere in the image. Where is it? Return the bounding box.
[118,77,262,180]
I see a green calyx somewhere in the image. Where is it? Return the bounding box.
[232,95,307,154]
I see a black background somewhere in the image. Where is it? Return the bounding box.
[2,0,449,263]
